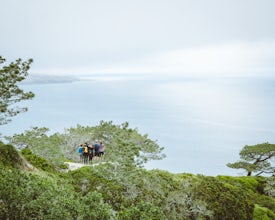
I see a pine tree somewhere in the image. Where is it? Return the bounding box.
[0,56,34,125]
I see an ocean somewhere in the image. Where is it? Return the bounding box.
[2,74,275,176]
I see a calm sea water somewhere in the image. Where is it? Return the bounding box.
[2,74,275,176]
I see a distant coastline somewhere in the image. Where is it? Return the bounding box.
[21,72,275,85]
[21,74,80,84]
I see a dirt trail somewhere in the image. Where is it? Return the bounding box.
[64,161,108,171]
[64,162,91,171]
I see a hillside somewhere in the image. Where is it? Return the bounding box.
[0,141,275,220]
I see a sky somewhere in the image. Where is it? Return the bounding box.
[1,0,275,76]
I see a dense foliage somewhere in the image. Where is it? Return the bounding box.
[0,56,34,125]
[0,140,24,169]
[21,147,56,173]
[6,121,166,168]
[6,127,65,166]
[0,168,112,219]
[253,205,275,220]
[1,138,275,220]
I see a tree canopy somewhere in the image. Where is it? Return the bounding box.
[0,56,34,125]
[6,121,166,168]
[2,129,275,219]
[227,142,275,176]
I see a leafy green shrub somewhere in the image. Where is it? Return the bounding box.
[253,204,275,220]
[254,195,275,213]
[80,191,112,220]
[117,201,164,220]
[195,176,254,220]
[217,175,275,213]
[0,141,23,169]
[21,148,56,173]
[66,166,124,210]
[0,169,31,219]
[217,175,264,193]
[0,168,112,220]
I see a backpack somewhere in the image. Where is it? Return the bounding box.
[84,146,88,153]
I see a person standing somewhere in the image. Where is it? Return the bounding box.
[83,143,89,164]
[78,144,83,163]
[98,141,105,159]
[94,142,100,157]
[88,144,94,163]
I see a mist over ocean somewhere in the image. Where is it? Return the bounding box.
[2,74,275,176]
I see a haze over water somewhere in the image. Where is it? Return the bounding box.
[2,74,275,176]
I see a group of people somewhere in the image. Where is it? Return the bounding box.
[78,141,105,164]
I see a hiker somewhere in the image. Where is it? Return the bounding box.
[82,143,89,164]
[78,144,83,163]
[98,141,105,158]
[88,144,94,163]
[94,142,100,157]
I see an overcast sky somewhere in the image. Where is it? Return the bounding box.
[1,0,275,76]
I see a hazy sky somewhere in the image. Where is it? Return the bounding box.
[1,0,275,76]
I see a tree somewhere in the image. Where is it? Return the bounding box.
[62,121,166,167]
[5,127,66,166]
[6,122,166,168]
[227,143,275,176]
[0,56,34,125]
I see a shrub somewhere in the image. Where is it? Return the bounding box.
[117,201,164,220]
[254,195,275,213]
[195,176,254,220]
[0,141,23,169]
[217,175,264,193]
[21,148,56,173]
[253,204,275,220]
[0,168,112,219]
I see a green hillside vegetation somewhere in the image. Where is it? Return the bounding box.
[1,122,275,220]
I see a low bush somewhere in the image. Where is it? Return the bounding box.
[21,148,56,173]
[253,204,275,220]
[0,141,23,169]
